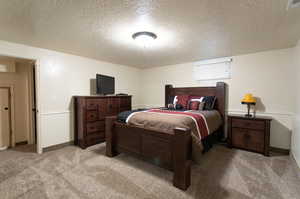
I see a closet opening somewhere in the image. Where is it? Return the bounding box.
[0,55,39,153]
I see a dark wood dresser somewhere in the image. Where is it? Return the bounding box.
[74,95,132,149]
[227,115,272,156]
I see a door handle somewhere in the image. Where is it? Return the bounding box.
[4,107,8,110]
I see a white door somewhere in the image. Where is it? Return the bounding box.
[0,88,10,149]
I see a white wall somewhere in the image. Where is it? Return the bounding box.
[292,41,300,166]
[0,40,142,149]
[140,48,295,149]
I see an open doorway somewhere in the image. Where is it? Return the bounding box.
[0,56,38,153]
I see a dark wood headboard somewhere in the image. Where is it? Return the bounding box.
[165,82,227,122]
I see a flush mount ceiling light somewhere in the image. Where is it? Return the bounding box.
[132,31,157,47]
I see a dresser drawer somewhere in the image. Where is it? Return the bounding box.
[108,98,120,108]
[86,111,98,122]
[232,128,264,153]
[86,121,105,134]
[86,132,105,146]
[120,97,131,108]
[86,99,99,110]
[86,99,107,113]
[232,119,265,130]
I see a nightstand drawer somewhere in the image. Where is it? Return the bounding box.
[232,118,265,130]
[232,128,264,153]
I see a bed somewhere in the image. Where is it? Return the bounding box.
[105,82,226,190]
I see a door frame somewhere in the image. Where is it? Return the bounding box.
[0,85,15,147]
[33,60,42,154]
[27,61,36,145]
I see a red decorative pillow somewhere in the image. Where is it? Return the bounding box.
[189,101,200,110]
[176,95,190,109]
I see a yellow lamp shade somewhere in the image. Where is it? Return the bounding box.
[241,93,256,103]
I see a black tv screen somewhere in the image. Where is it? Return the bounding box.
[96,74,115,95]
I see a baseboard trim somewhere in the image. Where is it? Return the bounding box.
[290,153,300,179]
[270,147,290,155]
[42,141,74,153]
[16,141,28,146]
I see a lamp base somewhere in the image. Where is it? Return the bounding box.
[245,114,253,118]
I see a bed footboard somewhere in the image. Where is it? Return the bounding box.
[173,128,192,190]
[105,116,119,157]
[105,116,192,190]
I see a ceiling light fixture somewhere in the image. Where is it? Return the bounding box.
[132,31,157,47]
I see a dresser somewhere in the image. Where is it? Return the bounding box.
[74,95,132,149]
[227,115,272,156]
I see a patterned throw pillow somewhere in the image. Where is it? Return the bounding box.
[202,96,216,110]
[176,95,190,109]
[198,101,205,111]
[189,101,200,110]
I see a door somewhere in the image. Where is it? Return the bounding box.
[32,64,37,144]
[0,88,10,149]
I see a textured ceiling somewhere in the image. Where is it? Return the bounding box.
[0,0,299,68]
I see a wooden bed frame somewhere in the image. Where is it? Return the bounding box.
[105,82,226,190]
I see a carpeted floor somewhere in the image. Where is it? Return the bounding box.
[0,143,300,199]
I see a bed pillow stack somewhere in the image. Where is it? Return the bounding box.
[168,95,216,111]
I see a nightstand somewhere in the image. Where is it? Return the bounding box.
[227,114,272,156]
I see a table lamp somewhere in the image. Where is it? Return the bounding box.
[241,93,256,117]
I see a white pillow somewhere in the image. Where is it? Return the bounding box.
[190,97,204,102]
[173,96,178,105]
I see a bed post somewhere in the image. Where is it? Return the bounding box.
[165,84,173,107]
[216,82,227,139]
[105,116,119,157]
[173,128,192,190]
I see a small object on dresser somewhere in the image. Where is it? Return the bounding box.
[241,93,256,117]
[227,114,272,156]
[116,93,128,96]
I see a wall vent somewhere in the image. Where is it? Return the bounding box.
[287,0,300,9]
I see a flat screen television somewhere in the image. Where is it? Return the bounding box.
[96,74,115,95]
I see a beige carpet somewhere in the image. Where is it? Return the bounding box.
[0,143,300,199]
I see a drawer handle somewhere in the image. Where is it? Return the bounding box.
[244,134,251,140]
